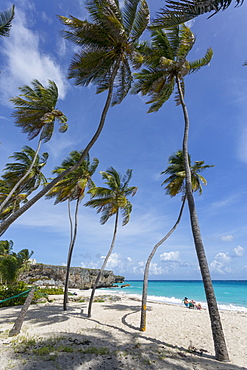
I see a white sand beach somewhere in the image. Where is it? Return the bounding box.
[0,289,246,370]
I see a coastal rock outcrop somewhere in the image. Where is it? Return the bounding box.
[20,264,124,289]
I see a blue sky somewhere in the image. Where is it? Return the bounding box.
[0,0,246,280]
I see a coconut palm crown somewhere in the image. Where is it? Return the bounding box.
[46,151,99,204]
[85,167,137,226]
[58,0,149,106]
[10,79,68,143]
[132,25,213,112]
[161,150,213,197]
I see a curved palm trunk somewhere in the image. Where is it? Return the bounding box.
[0,137,43,213]
[63,198,80,311]
[8,287,35,337]
[0,59,121,237]
[140,196,186,331]
[176,76,229,362]
[88,211,119,318]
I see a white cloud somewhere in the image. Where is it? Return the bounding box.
[160,251,180,262]
[220,235,234,242]
[0,9,68,104]
[215,252,231,264]
[210,252,231,274]
[233,245,245,257]
[210,260,225,274]
[149,262,164,275]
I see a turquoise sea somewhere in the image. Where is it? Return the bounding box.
[101,280,247,312]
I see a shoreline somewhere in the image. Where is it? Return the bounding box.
[0,289,246,369]
[99,287,247,313]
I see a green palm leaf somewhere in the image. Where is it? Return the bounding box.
[132,25,213,111]
[151,0,244,28]
[46,151,99,203]
[59,0,149,105]
[85,167,137,226]
[10,80,67,143]
[161,150,213,197]
[0,5,14,38]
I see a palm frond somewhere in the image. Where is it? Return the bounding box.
[0,5,15,38]
[189,47,213,73]
[68,49,116,86]
[124,0,149,41]
[10,80,66,142]
[111,60,132,105]
[151,0,243,29]
[161,150,213,197]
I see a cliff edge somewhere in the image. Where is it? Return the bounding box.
[20,264,125,290]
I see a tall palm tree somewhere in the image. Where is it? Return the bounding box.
[0,80,67,214]
[132,27,229,362]
[140,150,213,331]
[85,167,137,317]
[0,5,14,38]
[151,0,244,28]
[0,0,149,236]
[46,151,99,310]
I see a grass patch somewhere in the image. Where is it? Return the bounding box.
[93,298,105,303]
[82,346,110,355]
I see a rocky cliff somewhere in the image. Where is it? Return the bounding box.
[20,264,125,289]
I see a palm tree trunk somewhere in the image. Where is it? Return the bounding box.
[88,211,119,318]
[176,76,229,362]
[0,59,121,237]
[63,198,80,311]
[0,137,43,213]
[140,196,186,331]
[8,287,35,337]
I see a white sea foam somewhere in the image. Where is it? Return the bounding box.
[102,288,247,312]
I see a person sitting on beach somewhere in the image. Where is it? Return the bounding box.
[188,300,195,309]
[195,302,202,310]
[182,297,189,307]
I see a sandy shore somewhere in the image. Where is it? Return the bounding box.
[0,289,246,370]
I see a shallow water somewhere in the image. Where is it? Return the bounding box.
[101,280,247,312]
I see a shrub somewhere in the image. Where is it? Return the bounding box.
[0,281,30,307]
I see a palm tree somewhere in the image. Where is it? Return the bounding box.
[151,0,244,28]
[0,0,149,236]
[140,150,213,331]
[0,80,67,214]
[2,146,48,196]
[46,151,99,310]
[0,242,33,285]
[132,27,229,362]
[0,239,13,255]
[85,167,137,317]
[0,5,14,38]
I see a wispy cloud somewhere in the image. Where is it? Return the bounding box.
[233,245,245,257]
[0,8,68,104]
[220,235,234,242]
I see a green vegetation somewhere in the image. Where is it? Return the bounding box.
[0,240,33,285]
[0,283,64,308]
[82,346,110,355]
